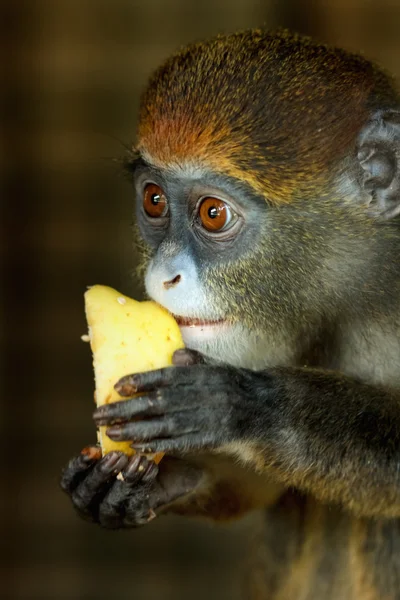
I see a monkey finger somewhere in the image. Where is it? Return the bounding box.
[106,414,197,443]
[130,432,211,454]
[114,366,183,396]
[115,365,212,397]
[98,457,159,528]
[122,454,159,484]
[60,446,102,494]
[93,391,165,426]
[97,480,130,529]
[71,452,128,515]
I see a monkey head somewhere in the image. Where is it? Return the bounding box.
[128,30,400,369]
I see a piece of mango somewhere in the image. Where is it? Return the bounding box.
[83,285,184,463]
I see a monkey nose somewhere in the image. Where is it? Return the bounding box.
[163,274,182,289]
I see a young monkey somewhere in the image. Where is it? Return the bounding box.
[61,30,400,599]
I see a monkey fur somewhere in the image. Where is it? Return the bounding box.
[61,30,400,599]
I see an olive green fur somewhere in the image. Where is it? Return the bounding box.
[138,29,399,203]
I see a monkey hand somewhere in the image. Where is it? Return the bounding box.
[60,447,202,529]
[92,349,260,454]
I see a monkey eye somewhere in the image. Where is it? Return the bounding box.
[143,183,168,218]
[198,197,235,232]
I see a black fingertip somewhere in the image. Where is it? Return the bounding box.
[100,451,126,471]
[114,374,138,396]
[112,455,129,474]
[123,453,142,477]
[123,454,150,483]
[93,406,110,425]
[102,451,120,463]
[142,461,159,482]
[60,451,99,494]
[106,426,122,440]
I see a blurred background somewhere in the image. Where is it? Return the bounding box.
[2,0,400,598]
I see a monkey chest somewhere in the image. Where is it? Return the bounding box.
[246,492,400,600]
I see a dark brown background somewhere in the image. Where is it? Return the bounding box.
[2,1,400,599]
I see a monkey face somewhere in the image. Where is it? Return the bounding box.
[131,161,342,369]
[133,163,277,367]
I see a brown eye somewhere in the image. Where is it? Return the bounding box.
[143,184,168,218]
[198,197,233,232]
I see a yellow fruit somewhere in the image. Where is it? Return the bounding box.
[83,285,184,463]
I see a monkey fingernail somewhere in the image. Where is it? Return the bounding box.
[114,375,138,396]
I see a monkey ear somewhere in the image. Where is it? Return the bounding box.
[357,109,400,219]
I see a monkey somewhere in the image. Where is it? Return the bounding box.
[61,29,400,600]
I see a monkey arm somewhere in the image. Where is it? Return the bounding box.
[60,448,283,528]
[95,363,400,520]
[245,367,400,518]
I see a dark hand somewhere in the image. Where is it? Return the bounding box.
[60,350,210,528]
[93,349,258,454]
[60,446,202,529]
[61,447,158,527]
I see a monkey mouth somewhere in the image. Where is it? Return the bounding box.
[174,315,226,328]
